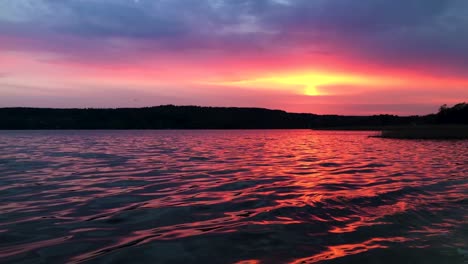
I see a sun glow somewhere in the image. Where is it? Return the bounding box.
[211,71,390,96]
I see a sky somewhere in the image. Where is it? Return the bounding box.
[1,0,467,115]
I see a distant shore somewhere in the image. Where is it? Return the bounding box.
[0,103,466,130]
[0,106,419,130]
[376,125,468,140]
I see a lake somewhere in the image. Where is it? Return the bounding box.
[0,130,466,263]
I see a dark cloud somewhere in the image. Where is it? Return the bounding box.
[267,0,451,33]
[55,2,185,38]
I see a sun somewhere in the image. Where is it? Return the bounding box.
[304,86,321,96]
[263,74,341,96]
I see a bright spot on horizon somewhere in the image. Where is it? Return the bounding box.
[210,72,390,96]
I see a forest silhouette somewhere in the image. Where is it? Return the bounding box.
[0,103,466,130]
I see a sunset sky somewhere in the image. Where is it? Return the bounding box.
[1,0,467,115]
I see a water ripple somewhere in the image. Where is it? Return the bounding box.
[0,130,466,263]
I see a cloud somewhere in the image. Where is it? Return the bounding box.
[0,0,468,81]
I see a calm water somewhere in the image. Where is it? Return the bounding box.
[0,130,467,264]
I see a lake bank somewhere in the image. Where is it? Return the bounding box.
[377,125,468,139]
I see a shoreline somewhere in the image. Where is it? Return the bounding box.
[377,125,468,139]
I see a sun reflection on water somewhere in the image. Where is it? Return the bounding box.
[0,130,466,263]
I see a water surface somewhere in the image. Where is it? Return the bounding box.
[0,130,467,263]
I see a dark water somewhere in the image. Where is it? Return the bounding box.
[0,130,467,264]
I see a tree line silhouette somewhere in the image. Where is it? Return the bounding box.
[435,103,468,124]
[0,103,466,129]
